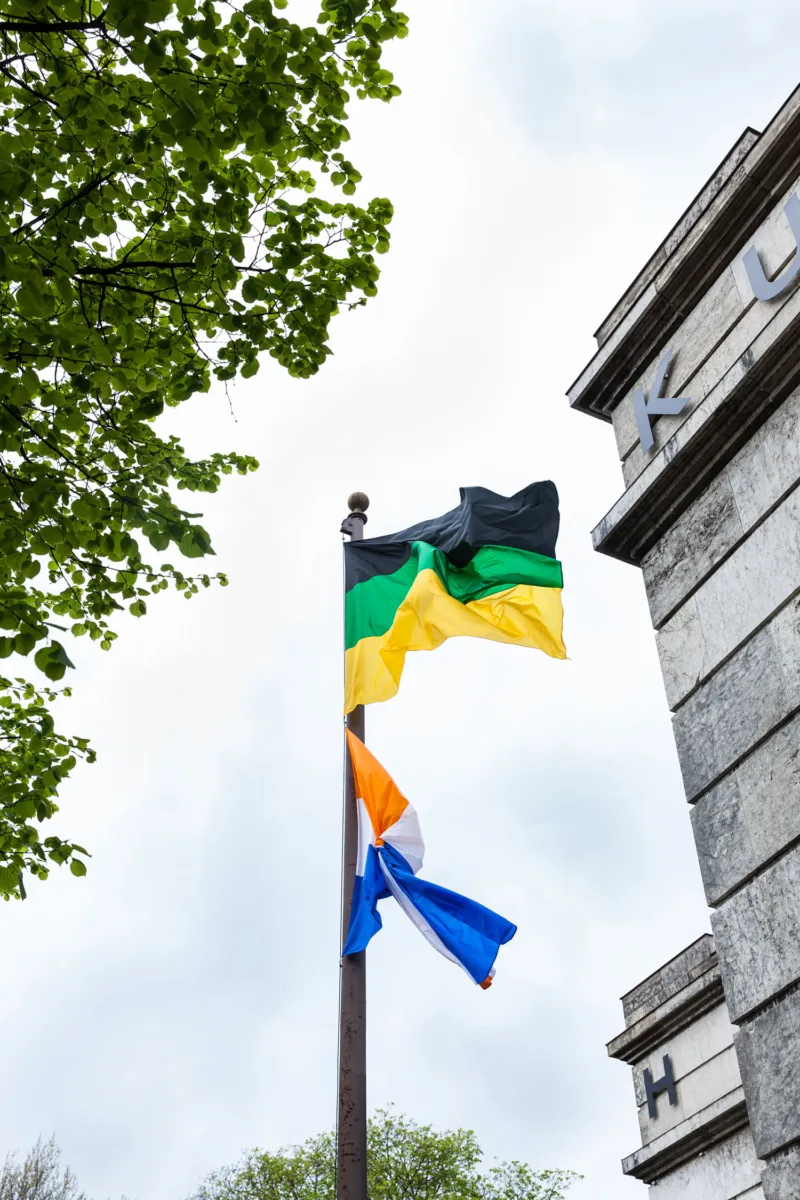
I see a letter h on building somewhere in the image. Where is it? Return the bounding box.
[643,1054,678,1120]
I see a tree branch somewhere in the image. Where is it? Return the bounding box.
[72,260,196,274]
[0,15,105,33]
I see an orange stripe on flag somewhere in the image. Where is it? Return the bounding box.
[345,730,409,840]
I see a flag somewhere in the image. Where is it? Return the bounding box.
[344,481,565,713]
[343,731,516,988]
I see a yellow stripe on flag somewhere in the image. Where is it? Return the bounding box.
[344,569,565,712]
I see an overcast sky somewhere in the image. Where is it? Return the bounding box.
[5,3,800,1199]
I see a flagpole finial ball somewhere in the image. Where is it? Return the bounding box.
[347,492,370,514]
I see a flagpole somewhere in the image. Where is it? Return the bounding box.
[337,491,369,1200]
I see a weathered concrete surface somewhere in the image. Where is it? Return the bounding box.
[620,286,761,484]
[672,622,797,801]
[614,174,800,477]
[642,385,800,628]
[622,1086,749,1182]
[634,1002,736,1109]
[567,131,784,420]
[571,87,800,1197]
[691,713,800,905]
[759,1147,800,1200]
[731,176,800,303]
[735,991,800,1158]
[657,486,800,710]
[591,274,800,561]
[649,1124,763,1200]
[593,131,759,351]
[611,268,744,462]
[638,1046,742,1142]
[712,846,800,1022]
[691,775,758,906]
[621,933,716,1025]
[643,470,745,628]
[611,936,755,1192]
[727,385,800,530]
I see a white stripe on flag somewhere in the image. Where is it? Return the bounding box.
[381,805,424,875]
[377,855,474,983]
[355,797,374,877]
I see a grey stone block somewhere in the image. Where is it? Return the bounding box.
[712,845,800,1020]
[621,933,716,1023]
[658,595,706,710]
[761,1148,800,1200]
[642,469,744,628]
[658,486,800,710]
[728,385,800,530]
[591,279,800,560]
[735,991,800,1158]
[692,711,800,905]
[640,385,800,631]
[738,713,800,860]
[673,625,790,800]
[773,595,800,702]
[611,267,744,465]
[620,283,760,488]
[691,775,757,906]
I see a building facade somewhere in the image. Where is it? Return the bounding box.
[569,84,800,1199]
[609,936,761,1199]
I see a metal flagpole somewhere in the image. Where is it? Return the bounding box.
[337,491,369,1200]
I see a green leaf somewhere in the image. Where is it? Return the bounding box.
[0,0,403,903]
[69,859,87,877]
[34,642,75,682]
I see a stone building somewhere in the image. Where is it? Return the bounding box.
[569,83,800,1198]
[609,935,761,1198]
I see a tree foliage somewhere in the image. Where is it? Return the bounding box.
[0,0,406,897]
[0,1136,87,1200]
[190,1108,581,1200]
[0,1136,127,1200]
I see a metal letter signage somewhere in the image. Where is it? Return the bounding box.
[643,1054,678,1120]
[631,193,800,453]
[743,192,800,302]
[632,348,691,454]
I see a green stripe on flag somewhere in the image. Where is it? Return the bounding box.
[344,541,563,651]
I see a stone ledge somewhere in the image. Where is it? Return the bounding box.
[568,84,800,421]
[641,385,800,630]
[621,1090,749,1183]
[735,989,800,1158]
[567,136,763,419]
[619,932,716,1022]
[593,130,760,350]
[608,964,724,1065]
[691,713,800,907]
[760,1144,800,1200]
[590,310,800,564]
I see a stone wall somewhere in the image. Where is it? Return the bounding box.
[570,83,800,1198]
[608,936,762,1199]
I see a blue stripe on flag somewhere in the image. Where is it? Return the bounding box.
[342,844,390,955]
[380,844,516,985]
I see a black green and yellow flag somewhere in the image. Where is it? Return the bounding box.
[344,482,566,713]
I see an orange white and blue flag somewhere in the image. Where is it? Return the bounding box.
[343,731,516,988]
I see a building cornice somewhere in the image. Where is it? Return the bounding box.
[621,1091,749,1183]
[567,83,800,421]
[608,967,725,1065]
